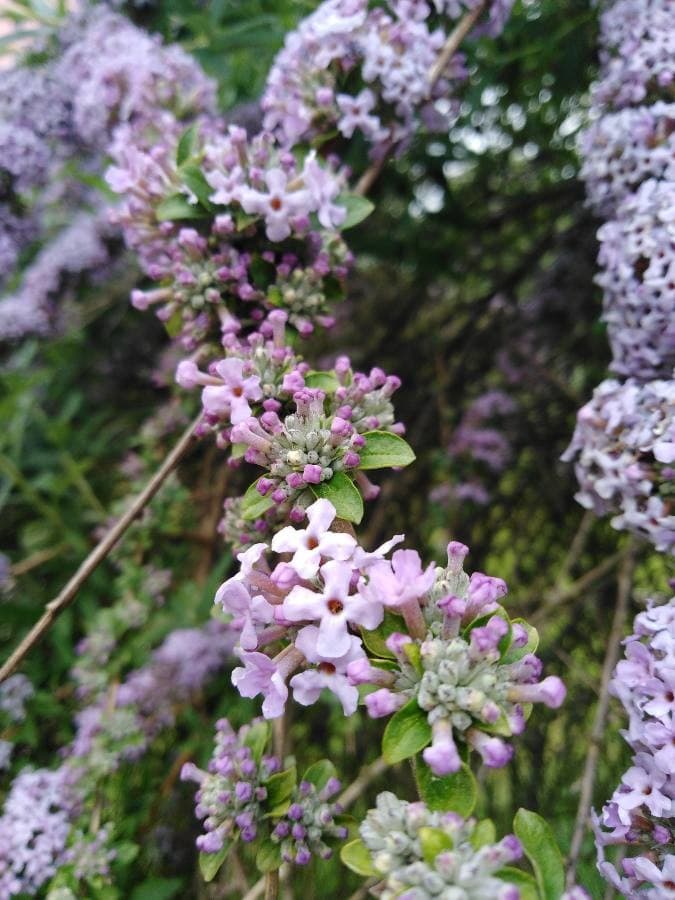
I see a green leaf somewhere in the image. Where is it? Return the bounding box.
[249,255,277,290]
[242,720,270,763]
[199,843,232,882]
[130,878,182,900]
[179,163,215,209]
[470,819,496,849]
[496,868,539,900]
[304,371,340,392]
[358,431,416,470]
[256,839,282,873]
[266,766,297,808]
[418,827,454,865]
[415,760,477,817]
[501,619,539,664]
[310,472,364,524]
[382,699,431,764]
[155,194,207,222]
[241,478,275,521]
[337,193,375,229]
[340,839,377,876]
[176,124,199,166]
[513,809,565,900]
[114,842,139,865]
[165,310,183,339]
[360,609,404,659]
[302,759,338,791]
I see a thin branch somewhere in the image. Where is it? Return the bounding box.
[565,543,636,887]
[0,414,202,683]
[264,871,279,900]
[355,2,486,197]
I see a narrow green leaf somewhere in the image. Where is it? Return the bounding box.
[304,371,340,392]
[310,472,364,524]
[337,193,375,229]
[513,809,565,900]
[266,766,297,808]
[470,819,496,849]
[340,839,377,876]
[179,163,215,209]
[358,431,416,470]
[501,619,539,664]
[382,699,431,764]
[199,842,232,882]
[241,479,275,521]
[418,827,454,865]
[302,759,338,791]
[130,878,182,900]
[256,840,282,873]
[176,124,199,166]
[415,760,477,816]
[155,194,206,222]
[241,720,270,763]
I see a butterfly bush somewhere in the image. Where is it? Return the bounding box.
[569,0,675,548]
[594,596,675,897]
[563,378,675,554]
[219,500,564,774]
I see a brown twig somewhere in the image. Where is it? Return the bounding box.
[0,415,202,683]
[264,871,279,900]
[565,543,636,887]
[355,2,486,197]
[10,544,66,577]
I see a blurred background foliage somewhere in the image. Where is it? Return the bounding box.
[1,0,674,896]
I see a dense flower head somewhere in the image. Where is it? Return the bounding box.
[259,0,516,157]
[563,378,675,553]
[595,179,675,380]
[359,791,523,899]
[270,776,347,865]
[593,0,675,111]
[181,718,281,851]
[580,104,675,215]
[107,120,353,347]
[594,595,675,897]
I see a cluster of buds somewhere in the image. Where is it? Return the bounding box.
[217,500,564,778]
[107,120,355,349]
[270,777,347,865]
[594,596,675,897]
[355,791,523,899]
[181,719,281,850]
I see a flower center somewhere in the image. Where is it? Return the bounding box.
[270,196,283,211]
[232,386,244,397]
[327,598,344,615]
[319,662,336,674]
[306,536,319,550]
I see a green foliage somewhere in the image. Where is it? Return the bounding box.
[415,760,477,817]
[310,471,364,524]
[513,808,566,900]
[358,431,416,470]
[382,699,432,764]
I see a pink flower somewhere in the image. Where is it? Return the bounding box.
[289,625,365,715]
[300,153,346,230]
[282,559,383,658]
[231,651,288,719]
[364,549,436,608]
[201,358,263,425]
[239,168,311,242]
[270,498,357,577]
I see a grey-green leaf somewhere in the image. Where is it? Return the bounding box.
[340,839,377,876]
[155,194,207,222]
[199,842,232,883]
[358,431,416,470]
[415,760,477,817]
[310,472,364,524]
[382,699,431,764]
[241,479,275,521]
[337,193,375,229]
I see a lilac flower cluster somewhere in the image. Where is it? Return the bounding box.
[569,0,675,547]
[563,378,675,554]
[262,0,514,158]
[0,674,34,772]
[0,5,217,340]
[357,791,523,899]
[433,389,515,506]
[181,719,281,851]
[594,596,675,896]
[107,120,352,350]
[218,500,564,775]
